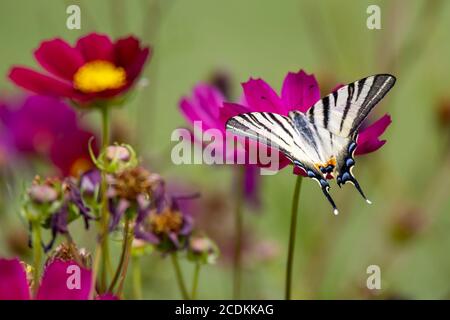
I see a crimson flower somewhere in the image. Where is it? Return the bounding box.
[0,258,91,300]
[220,70,391,176]
[9,33,151,105]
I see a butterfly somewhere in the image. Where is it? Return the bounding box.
[226,74,396,214]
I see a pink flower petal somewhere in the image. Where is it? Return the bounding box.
[356,114,391,155]
[281,70,321,113]
[0,258,31,300]
[8,67,82,100]
[76,33,114,62]
[355,139,386,156]
[242,78,285,114]
[219,102,249,128]
[179,85,224,130]
[34,39,84,80]
[293,165,307,176]
[36,259,92,300]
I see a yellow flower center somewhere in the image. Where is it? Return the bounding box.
[73,60,126,93]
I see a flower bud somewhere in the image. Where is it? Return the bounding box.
[27,177,59,204]
[90,143,138,174]
[105,145,131,162]
[187,234,219,265]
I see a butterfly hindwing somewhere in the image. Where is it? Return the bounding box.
[226,111,340,213]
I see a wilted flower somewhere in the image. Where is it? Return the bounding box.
[9,33,151,105]
[220,70,392,176]
[107,166,162,231]
[134,183,195,252]
[24,176,95,252]
[0,95,97,176]
[0,258,91,300]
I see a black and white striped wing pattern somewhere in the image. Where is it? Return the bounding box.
[226,74,396,215]
[307,74,396,137]
[226,111,340,213]
[303,74,396,210]
[225,112,319,168]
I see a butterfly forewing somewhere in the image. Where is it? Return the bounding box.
[226,112,320,169]
[307,74,396,137]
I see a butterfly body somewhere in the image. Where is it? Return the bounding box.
[226,74,396,214]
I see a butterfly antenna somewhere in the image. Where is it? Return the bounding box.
[320,179,339,215]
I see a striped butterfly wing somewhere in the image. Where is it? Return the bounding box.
[307,74,396,137]
[226,112,340,213]
[226,112,319,168]
[301,74,396,205]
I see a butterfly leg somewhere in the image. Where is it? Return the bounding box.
[306,169,339,215]
[336,142,372,204]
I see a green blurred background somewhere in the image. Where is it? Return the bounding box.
[1,0,450,299]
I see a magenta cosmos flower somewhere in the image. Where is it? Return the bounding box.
[0,95,98,176]
[9,33,151,105]
[0,258,91,300]
[179,84,265,208]
[220,70,391,176]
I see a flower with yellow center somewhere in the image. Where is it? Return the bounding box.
[73,60,126,93]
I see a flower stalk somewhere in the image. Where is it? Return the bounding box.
[285,175,303,300]
[31,221,42,296]
[191,263,201,300]
[97,106,112,292]
[232,166,245,299]
[132,256,143,300]
[171,253,189,299]
[108,216,133,294]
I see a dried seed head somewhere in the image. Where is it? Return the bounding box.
[149,208,183,235]
[46,242,92,269]
[112,166,160,201]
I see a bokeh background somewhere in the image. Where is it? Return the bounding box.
[1,0,450,299]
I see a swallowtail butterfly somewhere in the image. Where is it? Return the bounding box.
[226,74,396,214]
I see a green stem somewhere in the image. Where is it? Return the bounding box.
[171,253,189,299]
[31,221,42,296]
[108,217,132,293]
[132,256,143,300]
[116,229,134,297]
[191,263,201,300]
[93,106,112,293]
[232,166,245,299]
[285,176,303,300]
